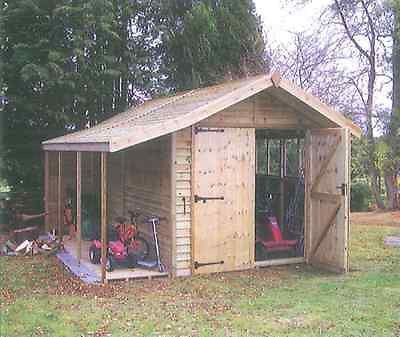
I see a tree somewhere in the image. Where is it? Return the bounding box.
[276,0,395,208]
[382,1,400,209]
[162,0,268,91]
[1,0,164,193]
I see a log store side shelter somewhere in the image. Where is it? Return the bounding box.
[42,72,361,283]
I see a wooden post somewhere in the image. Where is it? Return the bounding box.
[100,152,108,283]
[76,152,82,264]
[304,131,311,263]
[170,133,177,276]
[44,151,49,231]
[57,152,62,237]
[121,151,126,215]
[279,140,285,229]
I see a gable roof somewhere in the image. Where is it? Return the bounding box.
[42,72,361,152]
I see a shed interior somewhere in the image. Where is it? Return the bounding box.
[254,130,305,262]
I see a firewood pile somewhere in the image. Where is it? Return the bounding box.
[0,227,64,256]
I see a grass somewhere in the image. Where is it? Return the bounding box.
[1,212,400,336]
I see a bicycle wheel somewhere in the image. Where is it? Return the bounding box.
[131,236,150,260]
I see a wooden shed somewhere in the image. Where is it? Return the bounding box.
[42,72,361,282]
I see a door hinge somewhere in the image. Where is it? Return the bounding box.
[194,195,224,203]
[194,260,224,269]
[336,183,347,196]
[194,127,224,134]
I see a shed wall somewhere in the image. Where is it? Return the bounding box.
[108,135,173,272]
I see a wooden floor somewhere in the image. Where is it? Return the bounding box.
[63,238,168,281]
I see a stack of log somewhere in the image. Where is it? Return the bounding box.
[0,226,64,256]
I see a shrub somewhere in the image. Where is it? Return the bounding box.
[351,180,372,212]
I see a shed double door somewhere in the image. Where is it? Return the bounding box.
[305,128,350,273]
[192,127,255,274]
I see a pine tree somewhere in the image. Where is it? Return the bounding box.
[162,0,268,90]
[1,0,163,192]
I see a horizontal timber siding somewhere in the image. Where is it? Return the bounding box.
[175,128,192,276]
[199,90,319,129]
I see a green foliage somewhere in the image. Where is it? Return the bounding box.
[163,0,267,90]
[351,179,373,211]
[1,0,163,194]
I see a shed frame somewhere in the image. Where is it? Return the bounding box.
[43,72,360,282]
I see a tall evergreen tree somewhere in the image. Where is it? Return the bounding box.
[162,0,268,90]
[1,0,163,192]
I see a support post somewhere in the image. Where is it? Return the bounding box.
[44,151,49,231]
[100,152,108,283]
[170,133,177,276]
[57,152,62,237]
[279,140,285,229]
[76,152,82,264]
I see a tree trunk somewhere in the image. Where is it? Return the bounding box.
[384,173,398,210]
[385,6,400,210]
[370,168,385,209]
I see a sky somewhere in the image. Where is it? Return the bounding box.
[253,0,332,46]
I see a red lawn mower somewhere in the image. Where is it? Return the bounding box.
[255,194,301,259]
[89,210,149,272]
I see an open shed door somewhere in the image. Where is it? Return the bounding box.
[192,127,255,274]
[305,128,350,273]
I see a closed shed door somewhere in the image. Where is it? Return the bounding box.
[192,127,255,274]
[305,128,350,272]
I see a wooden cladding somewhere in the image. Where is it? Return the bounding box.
[192,128,255,274]
[305,128,350,273]
[199,90,319,129]
[174,128,192,276]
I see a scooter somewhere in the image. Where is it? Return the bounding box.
[134,216,166,273]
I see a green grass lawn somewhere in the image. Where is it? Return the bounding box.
[1,220,400,337]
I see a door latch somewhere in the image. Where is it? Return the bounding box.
[336,183,347,196]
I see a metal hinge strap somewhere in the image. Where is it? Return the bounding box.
[194,127,224,134]
[194,260,224,269]
[194,195,224,203]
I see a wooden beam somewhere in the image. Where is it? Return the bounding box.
[170,133,177,276]
[310,203,341,257]
[42,142,109,152]
[101,152,108,283]
[271,71,282,87]
[44,151,49,231]
[57,152,62,237]
[311,192,341,203]
[279,139,285,228]
[121,151,126,215]
[304,131,312,263]
[255,257,305,268]
[76,152,82,264]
